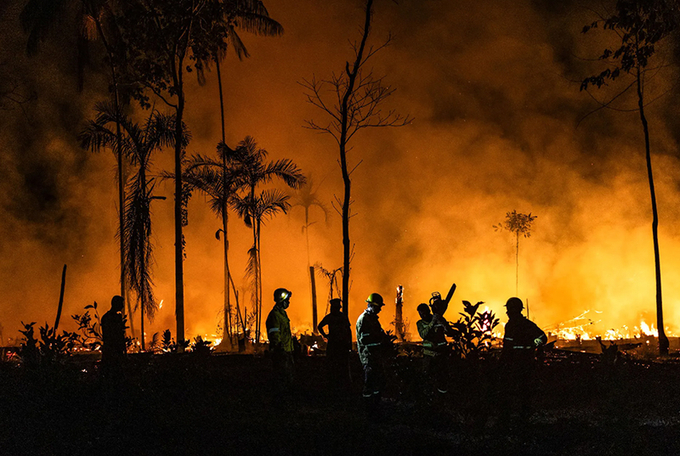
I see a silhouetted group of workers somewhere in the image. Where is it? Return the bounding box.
[99,283,547,420]
[264,283,547,419]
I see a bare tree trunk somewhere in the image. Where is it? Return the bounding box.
[54,265,67,331]
[339,0,374,320]
[215,54,234,347]
[174,91,186,348]
[515,231,519,296]
[222,211,231,343]
[636,65,669,356]
[310,266,318,334]
[395,285,404,341]
[141,296,146,351]
[257,221,263,344]
[94,17,135,341]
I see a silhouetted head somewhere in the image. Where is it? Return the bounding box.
[330,298,342,312]
[111,295,124,312]
[417,303,431,320]
[274,288,292,309]
[505,297,524,316]
[366,293,385,313]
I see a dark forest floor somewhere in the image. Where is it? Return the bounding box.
[2,350,680,456]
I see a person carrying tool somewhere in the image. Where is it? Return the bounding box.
[417,302,453,396]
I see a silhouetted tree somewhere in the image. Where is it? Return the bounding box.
[290,176,329,334]
[315,263,343,314]
[116,0,215,346]
[581,0,677,355]
[21,0,134,336]
[80,102,184,349]
[229,136,305,343]
[190,2,282,347]
[301,0,411,318]
[494,210,537,296]
[183,143,245,345]
[192,0,282,143]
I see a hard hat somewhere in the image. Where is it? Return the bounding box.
[274,288,292,303]
[505,297,524,312]
[366,293,385,306]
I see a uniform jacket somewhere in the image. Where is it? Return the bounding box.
[266,304,294,353]
[318,311,352,352]
[356,308,385,364]
[417,315,450,356]
[502,314,547,362]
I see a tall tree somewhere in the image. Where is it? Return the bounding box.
[21,0,135,336]
[229,136,305,343]
[290,176,329,334]
[80,102,183,350]
[301,0,411,318]
[193,0,283,142]
[183,142,245,346]
[581,0,677,355]
[190,1,282,347]
[494,210,537,297]
[117,0,212,346]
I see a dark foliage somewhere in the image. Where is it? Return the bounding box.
[18,321,78,368]
[450,300,500,361]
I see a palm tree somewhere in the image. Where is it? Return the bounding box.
[290,176,329,333]
[229,136,305,342]
[183,142,245,347]
[193,0,283,143]
[80,102,183,350]
[21,0,134,337]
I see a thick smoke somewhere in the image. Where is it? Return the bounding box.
[1,0,680,345]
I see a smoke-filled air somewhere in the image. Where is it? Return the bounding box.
[2,0,680,346]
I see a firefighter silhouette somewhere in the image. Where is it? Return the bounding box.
[499,297,547,424]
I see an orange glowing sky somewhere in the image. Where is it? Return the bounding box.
[1,0,680,345]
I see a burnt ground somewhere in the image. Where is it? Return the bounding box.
[2,350,680,456]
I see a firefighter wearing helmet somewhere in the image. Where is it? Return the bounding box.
[356,292,389,411]
[500,297,547,422]
[266,288,294,387]
[502,297,547,357]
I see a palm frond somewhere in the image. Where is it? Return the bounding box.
[255,189,290,224]
[263,159,306,189]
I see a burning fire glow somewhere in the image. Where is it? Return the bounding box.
[544,309,674,341]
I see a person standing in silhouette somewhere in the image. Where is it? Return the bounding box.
[356,293,390,414]
[499,297,547,424]
[101,295,126,379]
[318,298,352,388]
[266,288,295,389]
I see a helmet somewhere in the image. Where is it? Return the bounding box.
[417,303,430,315]
[366,293,385,306]
[330,298,342,310]
[274,288,292,303]
[505,297,524,312]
